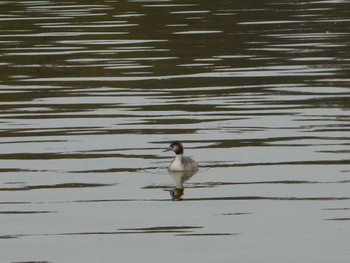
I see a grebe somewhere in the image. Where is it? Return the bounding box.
[163,141,198,171]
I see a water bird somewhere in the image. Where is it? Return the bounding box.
[163,141,198,171]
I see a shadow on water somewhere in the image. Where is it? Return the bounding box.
[0,183,113,191]
[1,225,237,239]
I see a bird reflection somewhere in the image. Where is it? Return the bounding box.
[168,170,197,201]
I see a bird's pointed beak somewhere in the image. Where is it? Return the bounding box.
[163,146,172,152]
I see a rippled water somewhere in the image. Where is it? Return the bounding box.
[1,0,350,262]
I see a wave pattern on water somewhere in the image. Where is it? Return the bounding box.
[0,0,350,262]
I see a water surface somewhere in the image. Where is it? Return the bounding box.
[0,0,350,262]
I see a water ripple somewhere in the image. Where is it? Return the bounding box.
[1,1,350,262]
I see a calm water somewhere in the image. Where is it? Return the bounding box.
[1,0,350,262]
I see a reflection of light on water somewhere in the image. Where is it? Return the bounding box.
[173,30,222,34]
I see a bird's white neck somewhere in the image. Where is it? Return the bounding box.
[175,153,183,158]
[169,154,184,171]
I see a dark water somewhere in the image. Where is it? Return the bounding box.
[1,0,350,262]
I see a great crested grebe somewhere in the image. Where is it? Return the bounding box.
[163,141,198,171]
